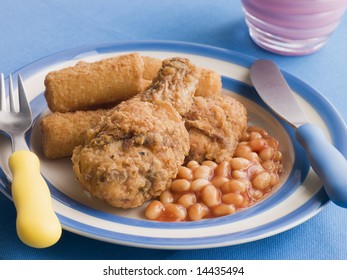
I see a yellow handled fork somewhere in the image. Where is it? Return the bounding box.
[0,73,62,248]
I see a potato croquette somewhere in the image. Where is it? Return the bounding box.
[44,53,147,112]
[40,109,107,159]
[142,56,162,81]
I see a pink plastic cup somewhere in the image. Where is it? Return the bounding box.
[241,0,347,55]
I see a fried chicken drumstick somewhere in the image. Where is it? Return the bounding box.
[72,58,199,208]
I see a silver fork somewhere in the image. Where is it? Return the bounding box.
[0,73,61,248]
[0,73,32,151]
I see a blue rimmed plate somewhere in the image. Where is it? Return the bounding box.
[0,41,346,249]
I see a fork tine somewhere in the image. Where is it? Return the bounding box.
[0,73,6,111]
[8,74,16,112]
[17,74,32,118]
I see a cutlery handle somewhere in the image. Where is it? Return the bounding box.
[296,124,347,208]
[9,150,62,248]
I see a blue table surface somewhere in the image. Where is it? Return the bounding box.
[0,0,346,260]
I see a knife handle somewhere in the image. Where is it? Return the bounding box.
[9,150,62,248]
[295,124,347,207]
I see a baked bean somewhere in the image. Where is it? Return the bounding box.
[212,204,236,217]
[247,163,264,177]
[230,157,251,170]
[259,147,275,161]
[177,192,197,208]
[222,193,244,207]
[270,172,280,186]
[244,152,259,162]
[211,176,229,188]
[249,188,263,200]
[240,196,251,208]
[249,138,268,152]
[177,166,193,181]
[240,131,250,141]
[201,184,221,207]
[252,172,271,190]
[188,203,209,221]
[186,160,200,171]
[170,179,190,192]
[201,160,218,169]
[262,160,276,171]
[273,151,283,162]
[220,179,247,194]
[160,190,174,204]
[165,204,187,221]
[267,137,279,149]
[248,126,268,136]
[214,160,231,177]
[145,201,165,220]
[249,131,262,140]
[234,145,252,157]
[231,170,247,179]
[193,165,212,180]
[190,178,210,192]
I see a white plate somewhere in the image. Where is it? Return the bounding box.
[1,41,346,249]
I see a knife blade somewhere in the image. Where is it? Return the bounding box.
[250,59,347,208]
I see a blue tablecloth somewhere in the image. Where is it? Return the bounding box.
[0,0,346,260]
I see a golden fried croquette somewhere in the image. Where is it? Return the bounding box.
[40,109,107,159]
[44,53,150,112]
[142,56,162,81]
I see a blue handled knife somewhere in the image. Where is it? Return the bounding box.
[250,59,347,208]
